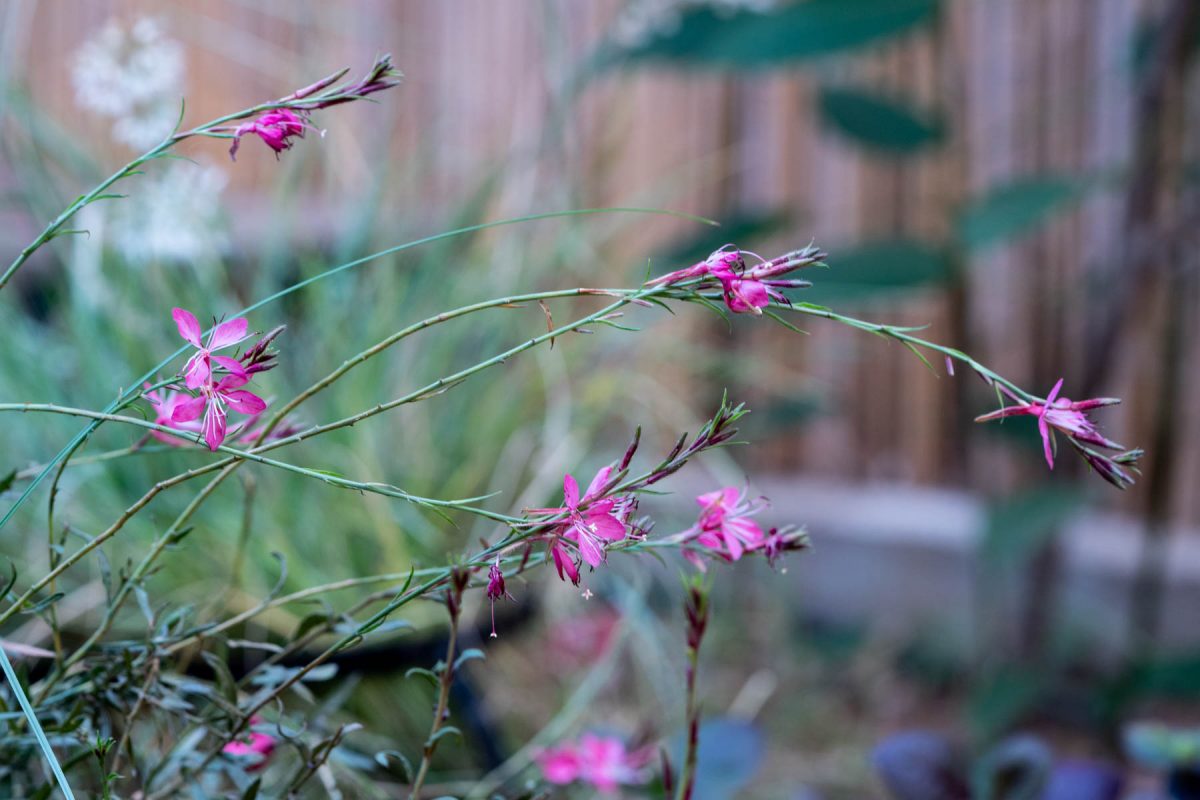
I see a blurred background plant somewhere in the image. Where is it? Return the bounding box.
[1,0,1198,797]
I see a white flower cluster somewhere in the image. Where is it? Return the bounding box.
[72,17,185,149]
[611,0,777,48]
[107,161,230,264]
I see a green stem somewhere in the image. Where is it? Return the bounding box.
[0,206,708,536]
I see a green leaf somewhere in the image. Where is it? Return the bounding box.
[426,726,462,747]
[956,176,1092,251]
[818,86,944,153]
[980,486,1086,570]
[453,648,485,672]
[603,0,939,71]
[405,667,439,688]
[808,239,954,301]
[0,470,15,494]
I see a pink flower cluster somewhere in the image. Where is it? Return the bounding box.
[222,717,276,771]
[537,734,648,793]
[648,244,822,315]
[678,487,807,569]
[229,109,314,160]
[528,467,635,586]
[975,378,1142,489]
[224,55,401,160]
[160,308,278,451]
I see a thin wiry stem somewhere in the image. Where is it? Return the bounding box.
[0,206,709,536]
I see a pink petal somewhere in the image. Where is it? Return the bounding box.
[562,474,580,509]
[573,529,606,568]
[183,354,210,390]
[172,308,202,347]
[207,317,249,351]
[212,355,248,379]
[171,394,207,424]
[221,390,266,415]
[587,512,627,542]
[722,527,746,561]
[203,404,228,451]
[551,543,580,585]
[215,373,249,392]
[1045,378,1064,407]
[584,467,613,501]
[1039,415,1055,469]
[726,517,765,547]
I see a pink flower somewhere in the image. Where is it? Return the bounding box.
[172,373,266,451]
[975,378,1121,469]
[537,734,647,792]
[486,557,514,638]
[529,468,628,577]
[223,717,276,771]
[173,308,250,390]
[550,539,581,586]
[687,487,766,562]
[143,384,201,446]
[228,109,315,160]
[647,246,814,315]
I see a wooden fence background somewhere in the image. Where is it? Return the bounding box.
[4,0,1197,524]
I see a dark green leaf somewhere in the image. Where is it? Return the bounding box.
[956,177,1093,251]
[818,86,945,153]
[240,778,262,800]
[603,0,939,71]
[0,470,15,494]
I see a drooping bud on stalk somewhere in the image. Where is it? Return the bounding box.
[485,557,514,638]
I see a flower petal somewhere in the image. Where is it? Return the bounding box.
[584,467,613,501]
[207,317,249,351]
[562,474,580,509]
[171,394,207,423]
[183,354,210,390]
[212,355,248,379]
[203,403,228,451]
[172,308,202,347]
[588,512,627,542]
[221,390,266,415]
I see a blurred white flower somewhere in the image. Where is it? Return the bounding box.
[612,0,777,48]
[107,161,229,264]
[72,17,185,149]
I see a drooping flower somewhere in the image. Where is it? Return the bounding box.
[685,487,766,562]
[172,373,266,451]
[173,308,250,389]
[536,734,648,793]
[486,557,515,638]
[143,383,201,446]
[975,378,1139,488]
[528,468,629,577]
[222,716,276,771]
[550,539,582,586]
[228,109,315,160]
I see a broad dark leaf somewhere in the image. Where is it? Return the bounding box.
[818,86,945,153]
[602,0,939,71]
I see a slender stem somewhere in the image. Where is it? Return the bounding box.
[1,206,704,536]
[409,577,467,799]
